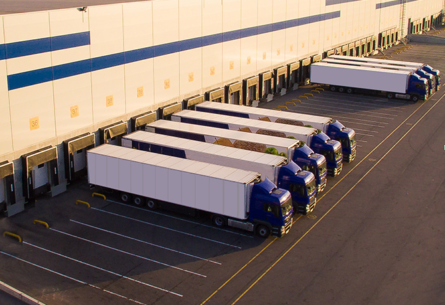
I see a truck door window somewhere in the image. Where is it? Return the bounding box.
[289,183,305,197]
[263,203,279,217]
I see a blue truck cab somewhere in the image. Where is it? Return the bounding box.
[421,65,440,91]
[249,178,293,237]
[308,132,343,177]
[407,74,429,101]
[325,120,356,163]
[293,144,327,193]
[415,69,435,95]
[276,161,317,215]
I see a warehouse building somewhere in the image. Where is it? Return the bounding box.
[0,0,443,216]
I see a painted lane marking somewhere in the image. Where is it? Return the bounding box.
[91,207,242,249]
[289,104,394,120]
[355,133,375,137]
[0,250,150,304]
[106,199,253,238]
[351,128,379,133]
[284,108,389,125]
[70,219,221,265]
[229,92,445,305]
[309,95,405,112]
[23,241,183,297]
[306,98,400,116]
[49,228,206,278]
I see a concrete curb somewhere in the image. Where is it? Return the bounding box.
[0,280,45,305]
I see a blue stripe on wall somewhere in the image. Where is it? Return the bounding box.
[376,0,417,9]
[4,32,90,59]
[326,0,362,5]
[0,44,5,60]
[7,11,340,91]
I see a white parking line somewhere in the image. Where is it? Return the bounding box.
[106,199,253,238]
[321,92,409,106]
[351,128,379,133]
[357,140,368,143]
[331,115,389,124]
[290,104,395,120]
[355,133,375,137]
[23,242,183,297]
[49,228,207,278]
[0,251,151,304]
[311,95,405,112]
[93,207,242,249]
[70,219,221,265]
[285,109,388,126]
[308,98,402,115]
[336,120,386,128]
[357,145,363,147]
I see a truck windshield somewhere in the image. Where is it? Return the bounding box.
[281,197,293,216]
[318,161,327,176]
[334,147,342,161]
[306,179,316,196]
[339,137,350,149]
[349,134,356,147]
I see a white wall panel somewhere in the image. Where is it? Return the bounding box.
[298,1,309,58]
[240,0,257,78]
[285,0,298,62]
[180,49,202,96]
[91,66,125,124]
[309,0,321,55]
[9,83,56,151]
[202,44,223,89]
[202,0,223,36]
[123,2,154,114]
[271,0,286,67]
[153,0,179,46]
[49,8,89,37]
[223,0,241,82]
[54,74,93,136]
[256,0,273,72]
[352,1,360,39]
[0,18,13,156]
[89,4,123,58]
[154,54,179,104]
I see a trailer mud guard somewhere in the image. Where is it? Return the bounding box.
[131,111,157,131]
[274,66,288,95]
[100,121,127,145]
[183,95,205,110]
[0,161,15,206]
[63,133,95,181]
[21,146,58,199]
[225,82,242,105]
[158,102,182,120]
[243,76,259,106]
[206,88,225,103]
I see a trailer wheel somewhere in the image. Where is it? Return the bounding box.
[386,92,394,99]
[411,95,419,102]
[133,196,144,206]
[120,193,131,203]
[346,88,353,94]
[212,215,226,228]
[256,225,270,238]
[330,86,336,92]
[338,87,345,93]
[146,200,158,210]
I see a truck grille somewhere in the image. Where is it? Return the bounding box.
[344,148,356,163]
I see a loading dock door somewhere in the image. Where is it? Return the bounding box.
[159,103,182,120]
[0,161,15,207]
[243,76,259,106]
[184,95,204,110]
[206,88,225,103]
[64,133,95,181]
[131,111,157,131]
[300,58,311,85]
[288,62,300,90]
[274,67,287,95]
[342,45,348,56]
[22,146,58,199]
[225,82,242,104]
[335,47,342,55]
[100,121,128,145]
[259,71,274,101]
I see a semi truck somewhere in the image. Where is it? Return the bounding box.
[322,57,436,95]
[122,131,317,214]
[194,101,357,163]
[171,110,343,177]
[310,62,429,102]
[87,144,294,238]
[328,55,440,91]
[145,120,328,193]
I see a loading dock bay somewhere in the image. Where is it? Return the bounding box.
[1,41,445,305]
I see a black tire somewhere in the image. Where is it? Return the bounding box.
[120,193,131,203]
[133,196,144,207]
[212,215,226,228]
[346,88,353,94]
[256,225,270,238]
[387,92,394,99]
[338,87,345,93]
[330,86,336,92]
[146,200,158,210]
[411,95,419,102]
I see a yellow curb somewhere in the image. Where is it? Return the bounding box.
[298,96,309,99]
[277,105,288,110]
[76,200,91,208]
[3,232,22,243]
[285,101,296,106]
[92,193,106,200]
[33,220,49,229]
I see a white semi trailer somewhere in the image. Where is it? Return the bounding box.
[87,144,293,237]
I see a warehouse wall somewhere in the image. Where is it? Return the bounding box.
[0,0,443,215]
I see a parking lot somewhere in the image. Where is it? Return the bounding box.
[1,39,445,305]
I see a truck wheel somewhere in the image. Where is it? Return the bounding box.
[387,92,394,99]
[146,200,158,210]
[411,95,419,102]
[256,225,270,238]
[338,87,345,93]
[212,215,226,228]
[346,88,353,94]
[120,193,131,203]
[133,196,144,207]
[330,86,336,92]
